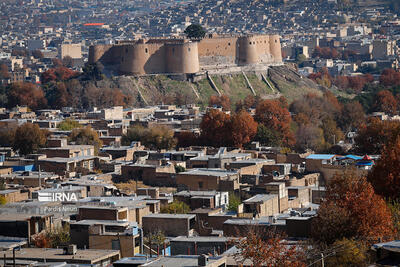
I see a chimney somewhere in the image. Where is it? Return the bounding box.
[198,254,209,266]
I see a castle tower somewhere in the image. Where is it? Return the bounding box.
[88,44,113,64]
[119,43,151,75]
[238,36,259,65]
[269,35,283,63]
[165,41,199,74]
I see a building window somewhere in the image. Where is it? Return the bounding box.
[275,40,277,43]
[112,240,120,250]
[228,42,231,46]
[198,181,203,189]
[249,42,252,45]
[126,48,128,53]
[135,237,140,247]
[145,48,148,53]
[188,47,191,52]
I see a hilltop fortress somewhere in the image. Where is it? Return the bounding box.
[89,34,283,76]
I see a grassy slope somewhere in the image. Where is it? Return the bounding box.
[114,65,325,106]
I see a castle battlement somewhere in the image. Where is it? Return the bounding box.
[89,34,283,75]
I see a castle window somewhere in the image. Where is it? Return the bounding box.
[145,48,148,53]
[249,42,252,45]
[275,40,277,43]
[253,42,255,45]
[228,42,231,46]
[188,48,191,52]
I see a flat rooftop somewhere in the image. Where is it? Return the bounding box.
[179,168,238,177]
[243,194,278,203]
[3,248,120,264]
[230,159,275,164]
[224,219,270,225]
[171,236,231,243]
[141,255,226,267]
[143,214,196,219]
[71,220,131,227]
[38,156,97,163]
[175,190,222,197]
[0,236,27,251]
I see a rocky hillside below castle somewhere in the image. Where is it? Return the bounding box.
[107,64,323,108]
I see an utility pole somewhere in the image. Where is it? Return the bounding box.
[38,165,41,188]
[321,252,325,267]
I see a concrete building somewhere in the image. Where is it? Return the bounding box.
[372,39,396,59]
[60,43,82,59]
[242,194,279,218]
[70,220,142,257]
[0,189,29,203]
[170,236,233,256]
[26,39,46,51]
[174,190,229,210]
[176,169,240,191]
[41,145,95,158]
[0,213,54,242]
[142,214,196,237]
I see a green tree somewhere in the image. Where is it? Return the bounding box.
[13,123,48,155]
[144,230,166,257]
[69,126,102,155]
[174,165,186,173]
[160,200,190,214]
[46,224,70,247]
[0,195,7,205]
[82,62,104,81]
[388,200,400,235]
[122,125,177,150]
[145,126,177,150]
[227,193,241,212]
[324,238,368,267]
[121,125,147,145]
[254,124,280,146]
[296,54,307,66]
[0,180,5,190]
[184,24,206,39]
[58,119,81,131]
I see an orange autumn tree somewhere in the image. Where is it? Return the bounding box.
[200,109,231,147]
[209,94,231,111]
[200,109,257,148]
[313,171,396,245]
[7,82,47,110]
[380,68,400,87]
[255,97,295,147]
[354,118,400,154]
[368,136,400,200]
[230,110,258,148]
[373,90,398,115]
[233,229,305,267]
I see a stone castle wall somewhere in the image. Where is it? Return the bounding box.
[89,34,282,75]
